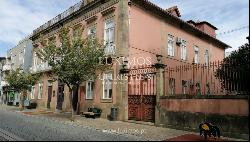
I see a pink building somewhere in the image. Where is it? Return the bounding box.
[29,0,230,122]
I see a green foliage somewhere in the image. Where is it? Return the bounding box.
[35,27,106,89]
[215,43,250,94]
[5,68,40,92]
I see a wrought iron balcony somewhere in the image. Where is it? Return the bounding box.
[1,81,9,87]
[2,64,11,71]
[30,62,52,73]
[104,43,116,56]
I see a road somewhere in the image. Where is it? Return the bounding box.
[0,108,145,141]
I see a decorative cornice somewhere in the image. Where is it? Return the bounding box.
[101,6,116,16]
[32,0,119,41]
[86,16,98,24]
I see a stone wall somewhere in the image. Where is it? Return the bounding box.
[158,95,249,139]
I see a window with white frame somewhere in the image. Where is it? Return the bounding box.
[103,73,112,99]
[169,78,175,95]
[194,46,199,64]
[205,50,209,65]
[86,80,94,99]
[38,82,43,99]
[31,86,35,99]
[104,20,115,55]
[19,52,24,64]
[88,26,96,39]
[168,34,175,56]
[181,40,187,60]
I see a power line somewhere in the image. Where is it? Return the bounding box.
[216,26,249,36]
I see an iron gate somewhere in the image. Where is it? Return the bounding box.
[128,66,156,122]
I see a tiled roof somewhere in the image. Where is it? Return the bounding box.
[132,0,230,49]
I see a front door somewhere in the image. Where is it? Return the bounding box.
[56,82,64,110]
[47,86,52,109]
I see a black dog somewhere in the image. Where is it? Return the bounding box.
[199,122,221,140]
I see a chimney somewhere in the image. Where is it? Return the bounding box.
[196,21,218,38]
[187,20,196,27]
[166,6,181,17]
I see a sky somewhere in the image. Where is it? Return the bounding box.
[0,0,249,57]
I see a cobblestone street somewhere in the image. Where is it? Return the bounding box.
[1,105,245,141]
[0,106,145,141]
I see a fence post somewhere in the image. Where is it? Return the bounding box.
[154,55,165,126]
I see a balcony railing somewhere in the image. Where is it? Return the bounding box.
[33,1,84,35]
[30,62,52,73]
[2,64,11,71]
[104,43,116,56]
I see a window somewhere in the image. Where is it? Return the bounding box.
[169,78,175,95]
[168,34,175,56]
[73,26,82,38]
[194,46,199,64]
[31,86,35,99]
[103,73,112,99]
[38,82,43,99]
[19,52,24,64]
[181,40,187,60]
[86,80,94,99]
[88,26,96,39]
[104,20,115,55]
[33,52,37,67]
[182,80,188,94]
[205,50,209,65]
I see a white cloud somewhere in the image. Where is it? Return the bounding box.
[0,0,249,57]
[0,0,80,56]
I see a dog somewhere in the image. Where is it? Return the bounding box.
[199,122,221,140]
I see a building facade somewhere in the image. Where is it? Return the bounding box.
[29,0,229,121]
[0,57,6,104]
[0,36,33,105]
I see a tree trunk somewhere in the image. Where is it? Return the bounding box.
[70,85,79,121]
[19,90,26,111]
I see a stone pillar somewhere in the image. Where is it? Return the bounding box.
[116,0,129,121]
[154,55,165,126]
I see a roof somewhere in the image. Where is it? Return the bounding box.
[131,0,230,49]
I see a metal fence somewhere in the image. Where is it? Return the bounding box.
[163,60,249,95]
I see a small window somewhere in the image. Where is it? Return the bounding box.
[182,80,188,94]
[86,80,94,100]
[169,78,175,95]
[168,34,175,57]
[73,25,82,38]
[87,26,96,39]
[205,50,209,65]
[181,40,187,60]
[38,83,43,99]
[31,86,35,99]
[194,46,199,64]
[103,73,113,99]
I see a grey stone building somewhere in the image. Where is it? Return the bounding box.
[0,36,33,105]
[0,57,6,104]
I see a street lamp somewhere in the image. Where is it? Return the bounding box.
[119,60,129,75]
[153,54,165,69]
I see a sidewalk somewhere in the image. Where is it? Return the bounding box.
[1,105,246,141]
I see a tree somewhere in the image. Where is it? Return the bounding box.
[36,27,107,119]
[215,43,250,94]
[5,68,40,110]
